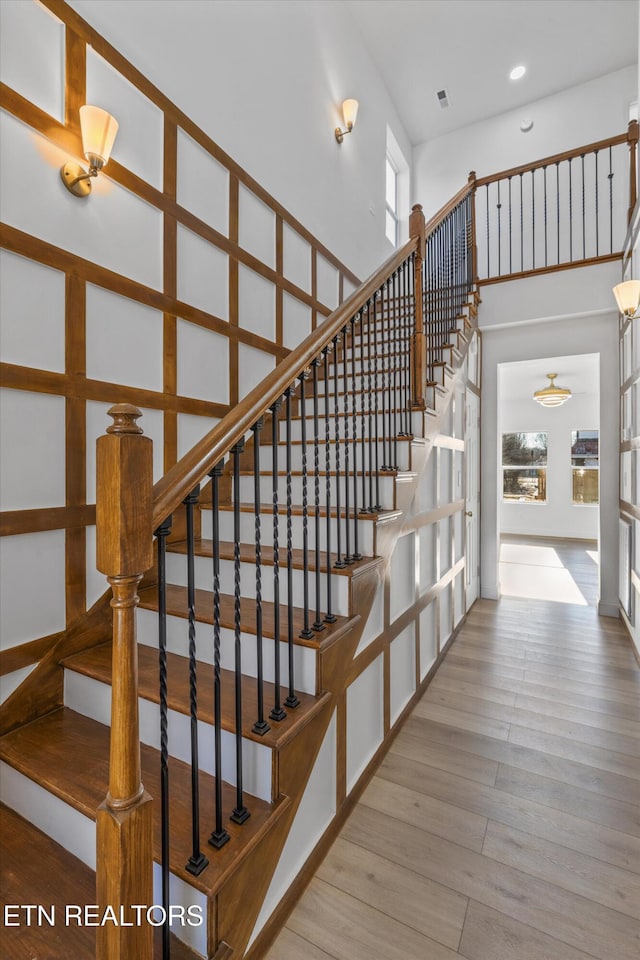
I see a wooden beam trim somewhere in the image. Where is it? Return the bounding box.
[0,363,231,418]
[0,632,63,677]
[477,251,623,286]
[1,504,96,537]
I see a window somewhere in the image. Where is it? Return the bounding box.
[502,432,547,503]
[385,154,398,246]
[571,430,599,504]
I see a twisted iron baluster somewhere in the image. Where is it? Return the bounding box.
[332,335,346,567]
[285,386,300,706]
[230,442,249,825]
[184,486,209,876]
[350,316,361,560]
[252,419,270,735]
[312,357,325,630]
[342,325,352,562]
[208,464,230,850]
[365,300,375,509]
[269,399,286,721]
[155,514,172,959]
[379,281,389,471]
[323,348,336,622]
[298,372,314,640]
[371,292,381,510]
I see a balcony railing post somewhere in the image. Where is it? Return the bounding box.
[409,203,426,406]
[95,403,154,960]
[627,119,638,224]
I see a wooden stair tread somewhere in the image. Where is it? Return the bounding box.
[63,642,329,749]
[138,583,359,650]
[0,805,199,960]
[168,537,383,579]
[207,501,403,523]
[0,708,288,899]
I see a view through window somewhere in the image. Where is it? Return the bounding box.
[502,432,548,502]
[571,430,599,504]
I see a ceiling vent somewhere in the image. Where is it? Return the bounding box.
[436,88,449,109]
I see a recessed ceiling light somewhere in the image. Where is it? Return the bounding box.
[510,65,526,81]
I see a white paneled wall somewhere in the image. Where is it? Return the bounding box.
[238,266,275,342]
[176,319,229,404]
[390,623,416,725]
[177,129,229,234]
[0,389,66,510]
[0,250,65,372]
[238,186,275,269]
[176,225,229,320]
[0,0,65,122]
[346,655,384,792]
[0,530,66,648]
[85,285,164,391]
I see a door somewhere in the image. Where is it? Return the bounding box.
[465,388,480,609]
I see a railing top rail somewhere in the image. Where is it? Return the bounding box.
[424,181,474,238]
[152,237,418,529]
[475,127,632,189]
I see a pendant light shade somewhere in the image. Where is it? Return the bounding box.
[533,373,571,408]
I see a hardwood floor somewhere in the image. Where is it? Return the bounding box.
[266,538,640,960]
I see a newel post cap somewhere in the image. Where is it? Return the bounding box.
[106,403,144,435]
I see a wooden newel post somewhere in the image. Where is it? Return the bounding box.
[410,203,426,406]
[468,170,478,283]
[95,403,154,960]
[627,120,638,225]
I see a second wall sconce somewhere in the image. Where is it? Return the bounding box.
[613,280,640,319]
[335,99,359,144]
[60,105,119,198]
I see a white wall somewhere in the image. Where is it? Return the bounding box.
[414,66,636,218]
[68,0,412,279]
[480,264,620,614]
[499,378,599,540]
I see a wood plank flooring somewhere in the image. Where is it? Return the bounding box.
[266,538,640,960]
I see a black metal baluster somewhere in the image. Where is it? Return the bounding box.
[365,303,374,508]
[556,162,561,263]
[531,168,535,270]
[323,348,336,622]
[350,316,361,560]
[285,386,300,706]
[251,419,270,736]
[332,336,346,566]
[359,304,369,505]
[543,166,548,267]
[371,293,382,510]
[269,400,287,721]
[595,149,599,257]
[519,172,524,272]
[608,146,614,254]
[485,183,490,277]
[496,180,501,276]
[581,153,586,259]
[380,282,391,472]
[392,271,399,470]
[508,176,512,274]
[398,261,410,437]
[569,156,573,261]
[342,324,352,562]
[184,486,209,876]
[312,357,325,630]
[298,372,314,640]
[380,281,391,472]
[230,442,249,824]
[208,465,231,851]
[155,514,172,960]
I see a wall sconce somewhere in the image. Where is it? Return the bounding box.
[533,373,572,408]
[60,105,119,197]
[335,99,359,144]
[613,280,640,319]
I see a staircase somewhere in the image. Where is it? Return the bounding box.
[0,197,480,960]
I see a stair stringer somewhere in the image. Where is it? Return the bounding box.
[214,314,479,960]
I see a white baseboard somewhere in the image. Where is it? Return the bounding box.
[598,602,621,619]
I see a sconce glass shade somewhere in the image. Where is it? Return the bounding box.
[533,373,571,408]
[342,98,359,131]
[613,280,640,318]
[80,105,119,170]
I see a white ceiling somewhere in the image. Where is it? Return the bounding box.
[500,353,599,402]
[348,0,638,145]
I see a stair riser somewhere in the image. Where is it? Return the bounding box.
[0,764,209,957]
[165,551,351,617]
[237,472,397,511]
[137,608,318,696]
[204,508,376,556]
[64,671,274,802]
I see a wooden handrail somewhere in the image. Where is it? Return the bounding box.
[424,181,474,237]
[152,237,418,529]
[475,130,629,188]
